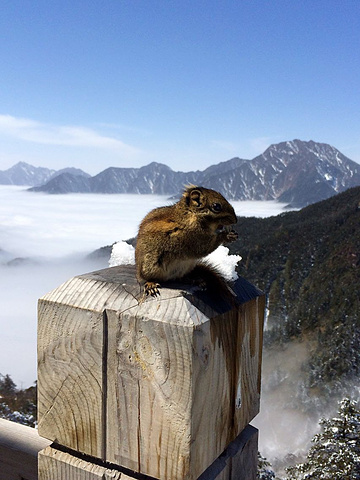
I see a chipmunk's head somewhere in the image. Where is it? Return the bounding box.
[181,186,237,229]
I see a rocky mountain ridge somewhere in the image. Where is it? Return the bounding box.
[0,161,90,187]
[2,140,360,207]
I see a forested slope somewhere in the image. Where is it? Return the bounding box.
[230,186,360,392]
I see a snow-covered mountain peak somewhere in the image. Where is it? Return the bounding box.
[3,139,360,208]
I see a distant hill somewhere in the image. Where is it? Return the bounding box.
[29,162,201,195]
[230,185,360,394]
[25,139,360,207]
[0,162,90,187]
[0,162,56,186]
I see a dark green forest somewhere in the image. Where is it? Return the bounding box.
[230,186,360,396]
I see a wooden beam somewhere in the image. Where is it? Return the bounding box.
[199,425,258,480]
[0,418,51,480]
[38,445,130,480]
[38,425,258,480]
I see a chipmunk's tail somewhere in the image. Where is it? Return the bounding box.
[188,261,237,304]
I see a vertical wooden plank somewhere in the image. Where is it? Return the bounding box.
[106,303,194,478]
[37,300,104,458]
[192,297,263,475]
[37,269,140,459]
[191,310,238,470]
[234,296,265,431]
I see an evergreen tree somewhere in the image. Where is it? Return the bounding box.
[257,452,276,479]
[0,373,37,427]
[0,373,16,395]
[285,398,360,479]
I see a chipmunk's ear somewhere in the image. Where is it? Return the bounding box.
[188,188,204,208]
[183,185,204,207]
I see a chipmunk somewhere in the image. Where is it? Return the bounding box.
[135,185,238,296]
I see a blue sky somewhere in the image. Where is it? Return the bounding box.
[0,0,359,174]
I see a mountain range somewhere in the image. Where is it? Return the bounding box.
[0,162,90,187]
[1,139,359,207]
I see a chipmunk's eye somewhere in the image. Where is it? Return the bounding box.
[211,202,222,212]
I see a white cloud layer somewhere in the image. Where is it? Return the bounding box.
[0,114,140,153]
[0,187,293,260]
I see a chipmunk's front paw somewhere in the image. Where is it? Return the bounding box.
[226,229,238,242]
[144,281,161,297]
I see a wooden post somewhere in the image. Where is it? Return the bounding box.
[37,265,264,480]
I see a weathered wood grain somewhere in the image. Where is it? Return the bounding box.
[105,295,264,478]
[37,267,140,458]
[38,446,128,479]
[0,418,51,480]
[37,265,264,479]
[37,300,104,457]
